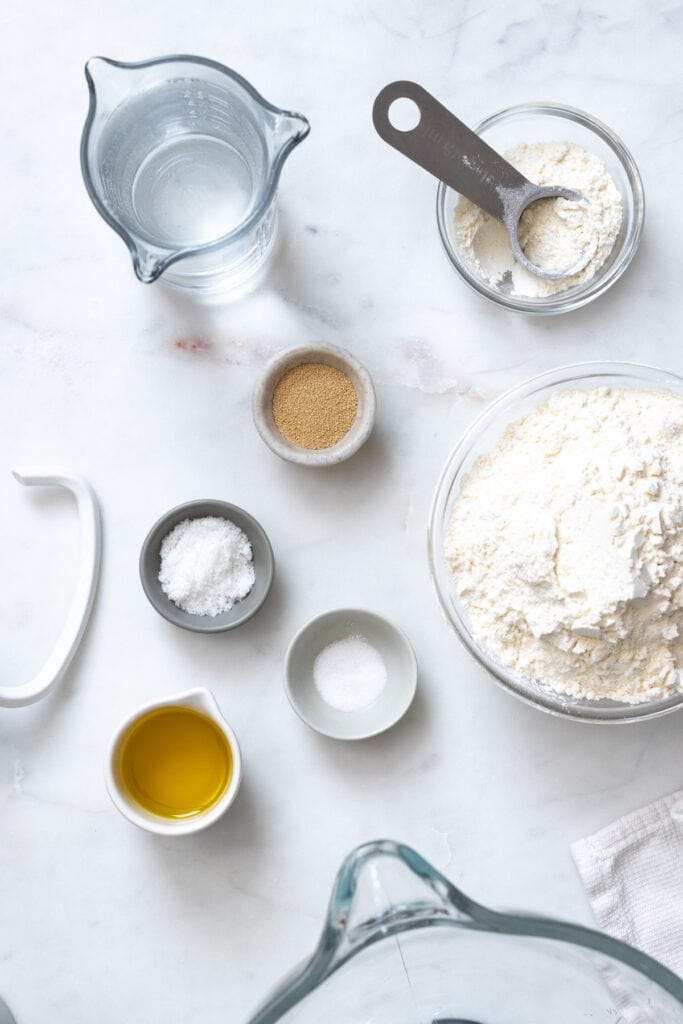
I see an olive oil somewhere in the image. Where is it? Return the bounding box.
[116,706,232,819]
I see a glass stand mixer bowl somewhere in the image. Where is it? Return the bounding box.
[81,55,309,296]
[245,840,683,1024]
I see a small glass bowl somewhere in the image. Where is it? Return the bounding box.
[437,103,645,315]
[428,362,683,723]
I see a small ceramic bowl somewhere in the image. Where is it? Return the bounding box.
[139,499,274,633]
[105,687,242,836]
[284,608,417,740]
[252,343,376,465]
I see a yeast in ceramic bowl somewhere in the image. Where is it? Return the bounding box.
[139,499,274,633]
[437,103,644,315]
[284,608,417,740]
[252,343,376,466]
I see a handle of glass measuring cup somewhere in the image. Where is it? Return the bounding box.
[372,81,530,223]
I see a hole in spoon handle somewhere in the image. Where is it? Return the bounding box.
[372,80,529,222]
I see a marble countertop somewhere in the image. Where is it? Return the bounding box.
[1,1,682,1020]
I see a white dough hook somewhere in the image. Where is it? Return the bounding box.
[0,468,102,708]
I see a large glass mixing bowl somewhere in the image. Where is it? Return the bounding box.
[245,840,683,1024]
[428,362,683,723]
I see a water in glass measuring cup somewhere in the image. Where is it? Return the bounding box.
[82,56,310,295]
[131,130,255,248]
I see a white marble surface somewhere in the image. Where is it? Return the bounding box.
[1,1,682,1020]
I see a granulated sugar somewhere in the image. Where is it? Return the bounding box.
[313,634,387,711]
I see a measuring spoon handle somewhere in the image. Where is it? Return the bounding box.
[373,81,530,224]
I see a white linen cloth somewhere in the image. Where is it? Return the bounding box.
[571,789,683,977]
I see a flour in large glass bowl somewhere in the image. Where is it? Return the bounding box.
[431,368,683,720]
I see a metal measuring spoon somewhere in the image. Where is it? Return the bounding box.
[373,81,596,281]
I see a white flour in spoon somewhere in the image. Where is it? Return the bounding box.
[455,141,622,297]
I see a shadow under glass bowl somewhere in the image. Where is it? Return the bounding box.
[428,361,683,723]
[437,102,645,315]
[139,499,274,633]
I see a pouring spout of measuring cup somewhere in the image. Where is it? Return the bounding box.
[245,840,483,1024]
[373,81,597,282]
[131,244,170,284]
[84,56,140,115]
[267,109,311,156]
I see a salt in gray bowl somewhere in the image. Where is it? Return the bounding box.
[139,499,274,633]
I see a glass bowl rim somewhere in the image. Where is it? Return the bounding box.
[428,360,683,723]
[436,101,645,315]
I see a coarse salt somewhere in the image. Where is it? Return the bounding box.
[313,634,387,712]
[159,516,255,617]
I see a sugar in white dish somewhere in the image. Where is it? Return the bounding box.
[313,634,387,712]
[159,516,255,617]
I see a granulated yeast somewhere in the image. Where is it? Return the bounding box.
[272,362,358,449]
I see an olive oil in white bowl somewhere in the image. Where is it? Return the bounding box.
[105,687,242,834]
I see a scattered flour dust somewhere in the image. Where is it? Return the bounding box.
[159,516,255,617]
[455,141,622,297]
[445,388,683,704]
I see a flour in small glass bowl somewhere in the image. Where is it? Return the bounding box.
[455,141,622,297]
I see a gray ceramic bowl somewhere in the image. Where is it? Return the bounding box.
[252,343,376,466]
[284,608,417,739]
[139,499,274,633]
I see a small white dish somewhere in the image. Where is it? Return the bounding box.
[284,608,417,740]
[105,687,242,835]
[252,343,376,466]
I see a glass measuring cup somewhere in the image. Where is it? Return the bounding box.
[81,55,310,295]
[245,840,683,1024]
